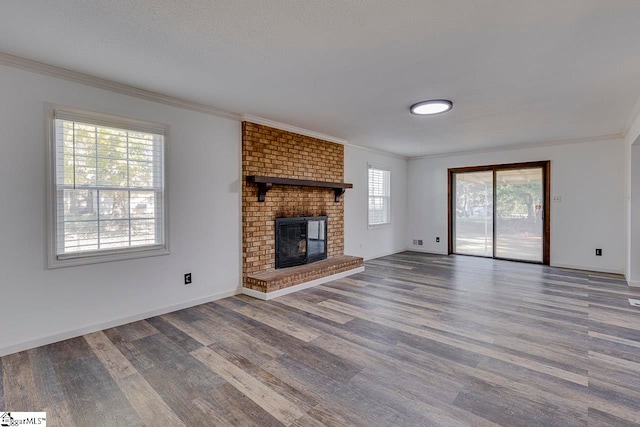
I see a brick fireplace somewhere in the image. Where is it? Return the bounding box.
[241,121,363,298]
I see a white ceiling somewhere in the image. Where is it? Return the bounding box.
[1,0,640,157]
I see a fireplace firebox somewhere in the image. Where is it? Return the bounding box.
[275,216,327,269]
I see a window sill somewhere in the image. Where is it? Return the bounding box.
[48,246,170,269]
[368,222,391,230]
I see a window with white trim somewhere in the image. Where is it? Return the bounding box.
[368,165,391,226]
[48,107,168,267]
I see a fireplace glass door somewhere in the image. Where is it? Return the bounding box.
[306,218,326,263]
[275,216,327,269]
[275,220,307,269]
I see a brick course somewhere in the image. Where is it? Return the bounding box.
[242,122,347,290]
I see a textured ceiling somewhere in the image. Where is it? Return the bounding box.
[1,0,640,157]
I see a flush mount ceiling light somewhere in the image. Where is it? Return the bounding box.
[410,99,453,115]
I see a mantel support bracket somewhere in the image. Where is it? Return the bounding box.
[333,188,346,202]
[257,182,272,202]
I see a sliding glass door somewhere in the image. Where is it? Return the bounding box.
[495,168,543,262]
[449,161,549,264]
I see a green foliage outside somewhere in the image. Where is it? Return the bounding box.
[456,177,542,222]
[495,182,541,221]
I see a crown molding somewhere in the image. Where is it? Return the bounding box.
[0,51,240,121]
[241,114,348,145]
[409,133,624,161]
[343,141,408,160]
[623,94,640,145]
[623,94,640,139]
[241,114,408,160]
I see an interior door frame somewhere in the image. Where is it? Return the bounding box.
[447,160,550,265]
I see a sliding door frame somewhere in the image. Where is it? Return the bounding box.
[448,161,550,265]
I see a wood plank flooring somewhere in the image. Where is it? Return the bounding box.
[2,252,640,426]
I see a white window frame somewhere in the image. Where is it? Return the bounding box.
[46,104,170,268]
[367,163,391,228]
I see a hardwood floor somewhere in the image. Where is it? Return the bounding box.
[2,252,640,426]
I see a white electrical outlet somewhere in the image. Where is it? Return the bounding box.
[552,196,562,203]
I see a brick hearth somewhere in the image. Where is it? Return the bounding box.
[245,255,364,293]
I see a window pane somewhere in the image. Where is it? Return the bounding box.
[97,158,128,187]
[63,189,97,221]
[99,190,130,220]
[57,120,75,186]
[100,220,130,249]
[454,171,493,257]
[130,191,157,219]
[368,167,390,225]
[129,160,155,188]
[131,219,158,246]
[74,156,97,187]
[73,124,96,157]
[63,220,99,252]
[129,133,157,162]
[96,127,128,159]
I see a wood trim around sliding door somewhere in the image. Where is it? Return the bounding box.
[447,160,550,265]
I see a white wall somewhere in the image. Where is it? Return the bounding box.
[344,146,407,260]
[625,110,640,283]
[0,64,241,356]
[628,145,640,284]
[408,138,626,274]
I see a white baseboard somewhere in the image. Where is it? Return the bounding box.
[363,248,408,261]
[406,248,449,256]
[242,266,365,300]
[622,271,640,287]
[550,263,624,276]
[0,289,239,358]
[401,253,625,276]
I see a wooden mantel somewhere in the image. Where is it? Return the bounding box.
[246,175,353,202]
